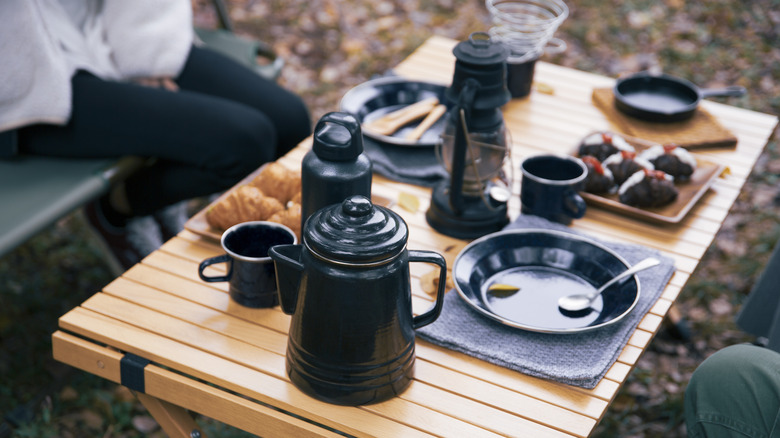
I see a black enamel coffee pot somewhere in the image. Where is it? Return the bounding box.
[268,195,447,405]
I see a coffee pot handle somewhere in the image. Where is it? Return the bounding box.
[410,250,447,329]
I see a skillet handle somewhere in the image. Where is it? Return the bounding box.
[699,86,746,99]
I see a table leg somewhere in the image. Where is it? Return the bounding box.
[135,392,208,438]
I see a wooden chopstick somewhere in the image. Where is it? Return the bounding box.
[405,104,447,141]
[363,97,439,136]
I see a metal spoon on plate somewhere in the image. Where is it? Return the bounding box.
[557,257,660,312]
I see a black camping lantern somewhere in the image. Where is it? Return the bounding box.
[426,32,512,239]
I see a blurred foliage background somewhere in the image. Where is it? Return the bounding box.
[1,0,777,436]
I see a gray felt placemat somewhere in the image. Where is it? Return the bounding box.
[417,214,675,389]
[363,138,448,188]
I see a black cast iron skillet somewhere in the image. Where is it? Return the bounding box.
[613,72,746,122]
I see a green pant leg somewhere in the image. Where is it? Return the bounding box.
[685,344,780,438]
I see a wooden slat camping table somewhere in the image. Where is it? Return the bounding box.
[52,36,777,438]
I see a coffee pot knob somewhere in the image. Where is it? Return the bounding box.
[342,195,373,217]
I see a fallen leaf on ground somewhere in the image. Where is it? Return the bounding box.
[132,415,160,434]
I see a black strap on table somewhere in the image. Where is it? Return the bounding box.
[120,353,151,393]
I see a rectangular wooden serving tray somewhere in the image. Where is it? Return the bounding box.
[575,137,726,225]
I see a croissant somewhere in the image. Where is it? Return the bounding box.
[205,185,285,231]
[267,203,302,241]
[250,162,302,204]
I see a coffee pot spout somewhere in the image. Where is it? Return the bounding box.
[269,244,304,314]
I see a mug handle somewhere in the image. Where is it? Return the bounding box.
[410,250,447,329]
[564,192,587,219]
[198,254,232,282]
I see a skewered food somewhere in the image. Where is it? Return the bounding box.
[581,155,615,194]
[639,143,696,181]
[618,169,679,207]
[578,131,634,162]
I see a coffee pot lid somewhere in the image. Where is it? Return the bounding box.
[304,195,408,264]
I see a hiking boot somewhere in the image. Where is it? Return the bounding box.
[82,200,162,275]
[153,201,190,241]
[126,215,165,257]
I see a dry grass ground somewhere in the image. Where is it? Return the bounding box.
[1,0,778,436]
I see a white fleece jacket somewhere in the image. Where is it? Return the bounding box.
[0,0,193,133]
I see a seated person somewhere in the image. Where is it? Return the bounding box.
[0,0,311,270]
[685,343,780,437]
[686,244,780,437]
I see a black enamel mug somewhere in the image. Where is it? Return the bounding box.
[520,154,588,225]
[198,221,296,308]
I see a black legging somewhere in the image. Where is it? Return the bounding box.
[18,45,311,216]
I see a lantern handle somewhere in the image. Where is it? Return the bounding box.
[449,79,480,214]
[468,31,492,46]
